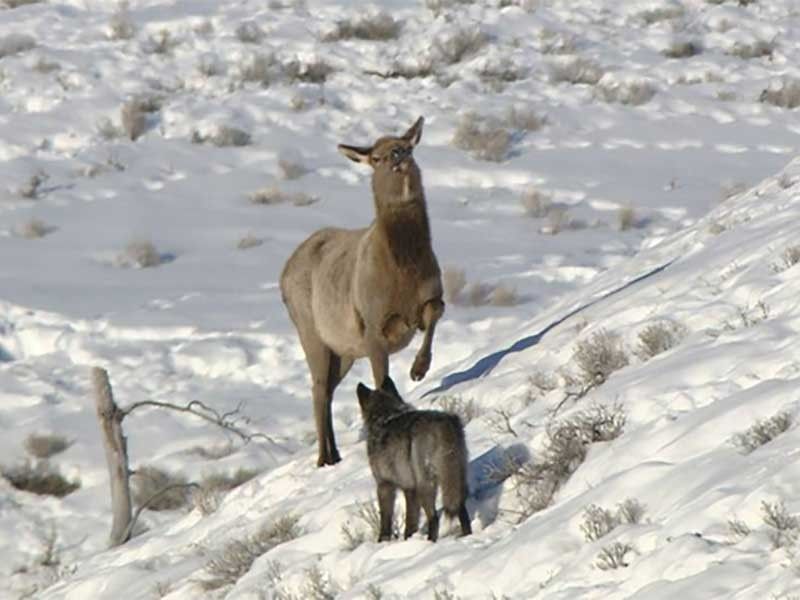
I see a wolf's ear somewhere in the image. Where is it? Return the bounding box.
[356,382,372,406]
[380,376,401,399]
[401,116,424,147]
[338,144,372,165]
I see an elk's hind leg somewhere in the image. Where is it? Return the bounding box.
[410,299,444,382]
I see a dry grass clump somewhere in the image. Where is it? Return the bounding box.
[490,283,519,307]
[548,57,604,85]
[249,186,317,207]
[760,78,800,110]
[618,206,638,230]
[478,59,528,90]
[434,24,487,65]
[425,0,476,16]
[142,28,180,55]
[323,12,402,41]
[24,433,71,459]
[726,38,774,60]
[121,98,150,141]
[761,500,799,549]
[237,233,264,250]
[197,52,225,77]
[634,2,684,25]
[14,218,55,239]
[732,412,792,454]
[108,1,136,40]
[192,125,252,147]
[283,56,334,84]
[595,541,634,570]
[239,53,276,86]
[580,499,645,542]
[520,187,553,218]
[131,465,190,511]
[2,461,80,497]
[595,76,657,106]
[277,153,309,180]
[506,105,546,132]
[452,112,512,162]
[19,171,48,199]
[727,517,751,543]
[202,514,301,590]
[442,266,467,304]
[774,245,800,272]
[0,33,36,58]
[1,0,44,7]
[32,56,60,74]
[432,394,481,424]
[118,239,163,268]
[572,329,629,390]
[193,468,259,515]
[341,500,395,548]
[538,29,576,55]
[236,20,265,44]
[442,268,518,307]
[497,404,626,520]
[662,39,702,59]
[635,321,686,361]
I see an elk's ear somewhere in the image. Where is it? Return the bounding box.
[338,144,372,164]
[380,376,401,399]
[402,116,424,147]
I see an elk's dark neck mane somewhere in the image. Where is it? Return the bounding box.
[376,201,434,273]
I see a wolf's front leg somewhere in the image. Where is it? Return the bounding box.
[410,298,444,381]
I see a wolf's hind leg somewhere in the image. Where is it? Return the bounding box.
[418,485,439,542]
[377,481,397,542]
[404,489,420,539]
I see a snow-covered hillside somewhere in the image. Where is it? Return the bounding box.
[1,0,799,598]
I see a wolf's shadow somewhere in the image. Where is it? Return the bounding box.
[466,443,531,528]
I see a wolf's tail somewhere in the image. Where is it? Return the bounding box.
[438,416,470,523]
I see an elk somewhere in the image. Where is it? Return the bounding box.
[280,117,444,467]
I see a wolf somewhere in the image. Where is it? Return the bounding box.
[356,377,472,542]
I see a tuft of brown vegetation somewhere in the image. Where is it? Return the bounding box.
[323,12,402,41]
[193,468,259,515]
[119,239,163,268]
[548,57,604,85]
[434,24,487,65]
[24,433,71,459]
[662,39,702,59]
[0,33,36,58]
[595,541,634,570]
[108,1,136,41]
[249,186,317,207]
[2,461,80,497]
[131,466,190,511]
[635,321,687,361]
[573,329,629,390]
[341,500,395,549]
[237,234,264,250]
[732,412,792,454]
[14,218,55,239]
[235,20,265,44]
[432,394,481,424]
[760,78,800,110]
[452,113,512,162]
[761,500,799,549]
[203,514,302,590]
[595,76,656,106]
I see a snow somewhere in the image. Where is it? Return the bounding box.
[1,0,800,598]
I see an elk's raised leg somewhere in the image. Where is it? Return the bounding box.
[410,298,444,381]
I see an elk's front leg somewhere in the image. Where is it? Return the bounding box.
[410,298,444,381]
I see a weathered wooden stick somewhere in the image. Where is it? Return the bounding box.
[91,366,132,547]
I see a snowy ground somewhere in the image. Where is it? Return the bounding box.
[1,0,800,598]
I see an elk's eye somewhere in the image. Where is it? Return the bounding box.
[391,147,404,161]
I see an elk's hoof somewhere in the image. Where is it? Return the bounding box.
[410,353,430,381]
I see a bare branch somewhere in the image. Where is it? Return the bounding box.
[121,399,276,446]
[122,482,200,542]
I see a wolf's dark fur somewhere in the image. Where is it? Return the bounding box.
[357,377,472,542]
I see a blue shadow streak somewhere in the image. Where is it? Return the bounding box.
[423,258,676,397]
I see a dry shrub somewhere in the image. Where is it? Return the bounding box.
[760,78,800,110]
[203,514,302,590]
[0,33,36,58]
[662,39,702,59]
[595,76,656,106]
[434,24,487,65]
[506,106,546,132]
[237,234,263,250]
[277,153,309,180]
[634,2,683,24]
[432,394,481,424]
[490,283,518,307]
[249,186,317,207]
[108,1,136,40]
[2,461,80,497]
[120,99,148,141]
[119,240,163,268]
[442,266,467,304]
[239,53,276,86]
[727,517,751,543]
[498,404,626,520]
[324,12,401,41]
[425,0,476,16]
[24,433,71,459]
[580,499,645,542]
[143,28,179,55]
[197,52,225,77]
[538,29,576,55]
[548,57,604,85]
[236,20,265,44]
[762,500,799,549]
[520,188,553,218]
[452,112,512,162]
[14,218,55,239]
[595,542,634,570]
[573,329,629,390]
[726,38,774,60]
[635,321,686,361]
[732,412,792,454]
[776,245,800,271]
[341,500,395,548]
[283,56,333,84]
[132,466,190,511]
[193,468,259,515]
[618,206,637,231]
[32,56,60,73]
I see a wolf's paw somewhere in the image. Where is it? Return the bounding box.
[410,351,431,381]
